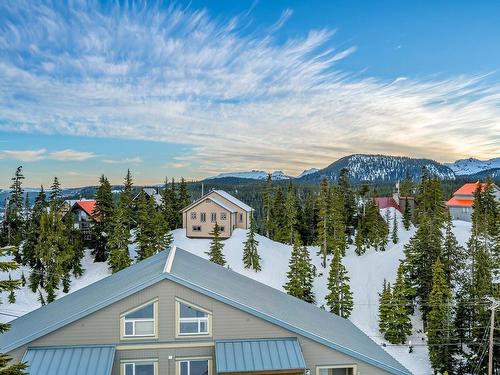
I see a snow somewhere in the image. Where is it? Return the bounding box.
[296,168,319,179]
[205,170,290,181]
[0,210,473,375]
[446,157,500,176]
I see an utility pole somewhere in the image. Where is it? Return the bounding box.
[486,297,499,375]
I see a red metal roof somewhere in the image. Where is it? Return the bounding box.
[374,197,401,212]
[74,200,97,216]
[446,197,473,207]
[453,182,488,196]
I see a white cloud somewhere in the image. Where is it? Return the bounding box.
[0,1,498,176]
[1,149,47,161]
[102,157,143,164]
[49,149,95,161]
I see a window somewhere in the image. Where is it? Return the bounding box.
[176,299,211,336]
[317,365,356,375]
[178,359,210,375]
[210,213,217,222]
[220,212,227,220]
[123,361,157,375]
[191,212,197,220]
[220,226,225,232]
[239,213,243,222]
[192,225,201,232]
[200,213,206,222]
[121,300,157,339]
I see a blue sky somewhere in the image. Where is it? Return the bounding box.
[0,0,499,187]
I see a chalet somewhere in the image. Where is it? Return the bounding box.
[446,182,500,222]
[0,247,411,375]
[68,199,97,241]
[134,187,163,206]
[374,197,401,212]
[182,190,253,239]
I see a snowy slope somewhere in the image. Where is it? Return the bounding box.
[0,212,472,374]
[446,157,500,176]
[296,168,319,179]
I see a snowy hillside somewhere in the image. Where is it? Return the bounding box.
[205,170,290,180]
[0,211,472,375]
[446,157,500,176]
[296,168,320,178]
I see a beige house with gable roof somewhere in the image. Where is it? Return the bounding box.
[181,190,253,238]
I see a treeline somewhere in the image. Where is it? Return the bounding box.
[377,172,499,374]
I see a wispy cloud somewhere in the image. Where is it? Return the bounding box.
[1,149,47,162]
[49,149,95,161]
[0,1,498,176]
[102,157,143,164]
[0,148,94,162]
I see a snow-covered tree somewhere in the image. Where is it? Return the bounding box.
[242,216,261,271]
[326,249,353,318]
[391,211,399,244]
[206,223,226,266]
[284,233,315,304]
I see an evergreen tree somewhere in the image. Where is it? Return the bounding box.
[0,247,27,375]
[384,266,412,344]
[108,205,132,273]
[92,175,114,262]
[242,216,261,271]
[161,177,176,231]
[284,233,315,303]
[22,187,46,267]
[177,178,190,227]
[378,279,392,334]
[262,174,273,237]
[316,178,331,267]
[284,181,297,245]
[149,200,173,256]
[427,258,455,374]
[326,249,353,318]
[391,211,399,244]
[63,207,84,278]
[330,185,347,257]
[1,166,25,247]
[354,226,365,256]
[441,213,464,287]
[402,197,412,230]
[338,168,356,234]
[271,187,287,243]
[399,177,414,197]
[120,169,134,229]
[206,223,225,266]
[49,177,63,212]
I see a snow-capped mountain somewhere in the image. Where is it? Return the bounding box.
[295,168,319,179]
[446,157,500,176]
[205,170,290,181]
[298,154,456,183]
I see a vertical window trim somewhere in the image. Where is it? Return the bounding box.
[121,359,158,375]
[176,357,212,375]
[200,213,206,222]
[175,298,212,338]
[316,364,357,375]
[120,298,159,340]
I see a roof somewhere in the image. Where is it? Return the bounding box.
[374,197,400,211]
[1,248,410,375]
[182,190,253,213]
[22,345,115,375]
[445,197,473,207]
[73,200,97,216]
[453,182,498,196]
[215,338,306,374]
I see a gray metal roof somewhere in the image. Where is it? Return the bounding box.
[212,190,253,212]
[1,247,411,375]
[215,338,306,373]
[22,345,115,375]
[0,250,168,353]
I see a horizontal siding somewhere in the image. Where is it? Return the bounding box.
[9,280,391,374]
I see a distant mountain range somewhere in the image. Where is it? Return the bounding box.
[205,154,500,183]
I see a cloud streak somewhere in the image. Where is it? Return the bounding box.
[0,148,95,162]
[0,1,498,176]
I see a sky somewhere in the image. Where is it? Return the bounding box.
[0,0,499,187]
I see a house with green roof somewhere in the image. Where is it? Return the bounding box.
[1,247,412,375]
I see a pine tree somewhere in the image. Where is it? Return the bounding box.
[161,177,176,231]
[262,174,273,237]
[402,197,412,230]
[316,178,331,267]
[92,175,114,262]
[120,169,134,229]
[441,213,464,287]
[63,206,84,278]
[1,166,25,247]
[427,258,455,374]
[206,223,225,266]
[378,279,392,334]
[135,194,169,261]
[149,201,173,256]
[338,168,356,237]
[242,216,261,271]
[271,187,287,242]
[399,177,414,197]
[108,205,132,273]
[177,178,190,227]
[384,266,412,344]
[284,233,315,303]
[326,249,353,318]
[391,211,399,244]
[22,187,46,267]
[49,177,63,212]
[284,181,297,245]
[330,185,347,257]
[0,247,27,375]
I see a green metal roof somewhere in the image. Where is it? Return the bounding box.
[215,338,306,374]
[22,345,115,375]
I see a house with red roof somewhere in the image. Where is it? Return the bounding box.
[65,199,97,241]
[374,197,401,212]
[446,182,500,221]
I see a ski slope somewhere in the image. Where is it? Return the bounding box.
[0,209,472,374]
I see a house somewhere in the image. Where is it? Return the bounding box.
[446,181,500,222]
[68,199,97,241]
[182,190,253,239]
[134,187,163,206]
[0,247,411,375]
[374,197,401,212]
